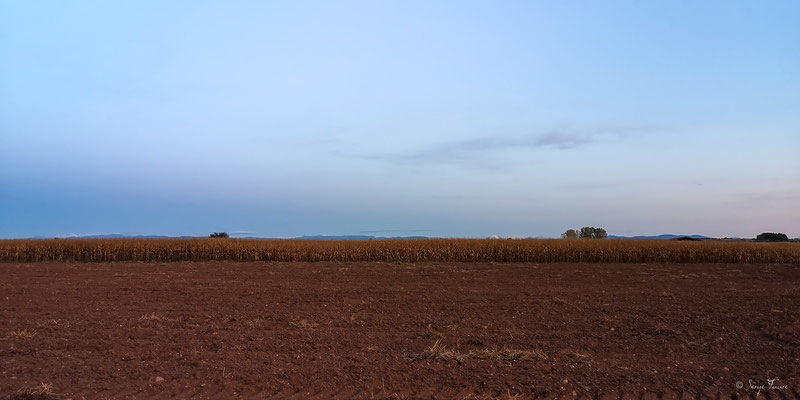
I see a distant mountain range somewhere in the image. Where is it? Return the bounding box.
[607,234,711,240]
[293,234,719,240]
[295,235,431,240]
[27,233,716,240]
[33,234,434,240]
[50,234,197,239]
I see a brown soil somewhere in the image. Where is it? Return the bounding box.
[1,262,798,399]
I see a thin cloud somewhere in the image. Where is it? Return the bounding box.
[737,190,800,206]
[533,131,594,149]
[352,126,661,166]
[558,182,624,190]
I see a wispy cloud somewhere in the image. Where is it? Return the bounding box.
[736,190,800,206]
[558,182,625,190]
[351,126,662,166]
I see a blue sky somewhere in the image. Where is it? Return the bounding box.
[1,1,799,238]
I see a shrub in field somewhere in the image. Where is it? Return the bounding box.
[756,232,789,242]
[561,229,578,239]
[209,232,229,238]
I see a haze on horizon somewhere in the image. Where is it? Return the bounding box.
[1,1,799,239]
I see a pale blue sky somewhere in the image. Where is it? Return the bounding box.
[1,1,799,238]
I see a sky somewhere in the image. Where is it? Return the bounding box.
[1,1,799,239]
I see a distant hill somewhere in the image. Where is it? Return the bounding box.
[23,233,723,240]
[296,235,431,240]
[296,235,375,240]
[31,234,432,240]
[57,234,189,239]
[608,234,711,240]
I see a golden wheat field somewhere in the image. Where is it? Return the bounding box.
[1,238,798,263]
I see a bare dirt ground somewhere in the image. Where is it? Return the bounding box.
[1,262,798,399]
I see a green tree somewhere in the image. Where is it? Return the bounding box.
[561,229,578,239]
[755,232,788,242]
[579,227,607,239]
[209,232,229,238]
[594,228,607,239]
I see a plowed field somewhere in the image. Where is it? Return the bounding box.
[1,262,798,399]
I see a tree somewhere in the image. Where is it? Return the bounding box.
[561,229,578,239]
[594,227,607,239]
[755,232,788,242]
[579,227,607,239]
[209,232,229,238]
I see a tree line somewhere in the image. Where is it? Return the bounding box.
[561,227,607,239]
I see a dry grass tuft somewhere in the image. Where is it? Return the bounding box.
[289,319,319,329]
[8,329,37,340]
[472,346,548,362]
[244,318,268,328]
[13,382,56,400]
[462,389,524,400]
[139,313,176,323]
[36,319,71,329]
[409,340,468,363]
[559,349,591,364]
[410,340,547,364]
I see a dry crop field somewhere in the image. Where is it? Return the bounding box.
[1,238,799,263]
[1,240,799,399]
